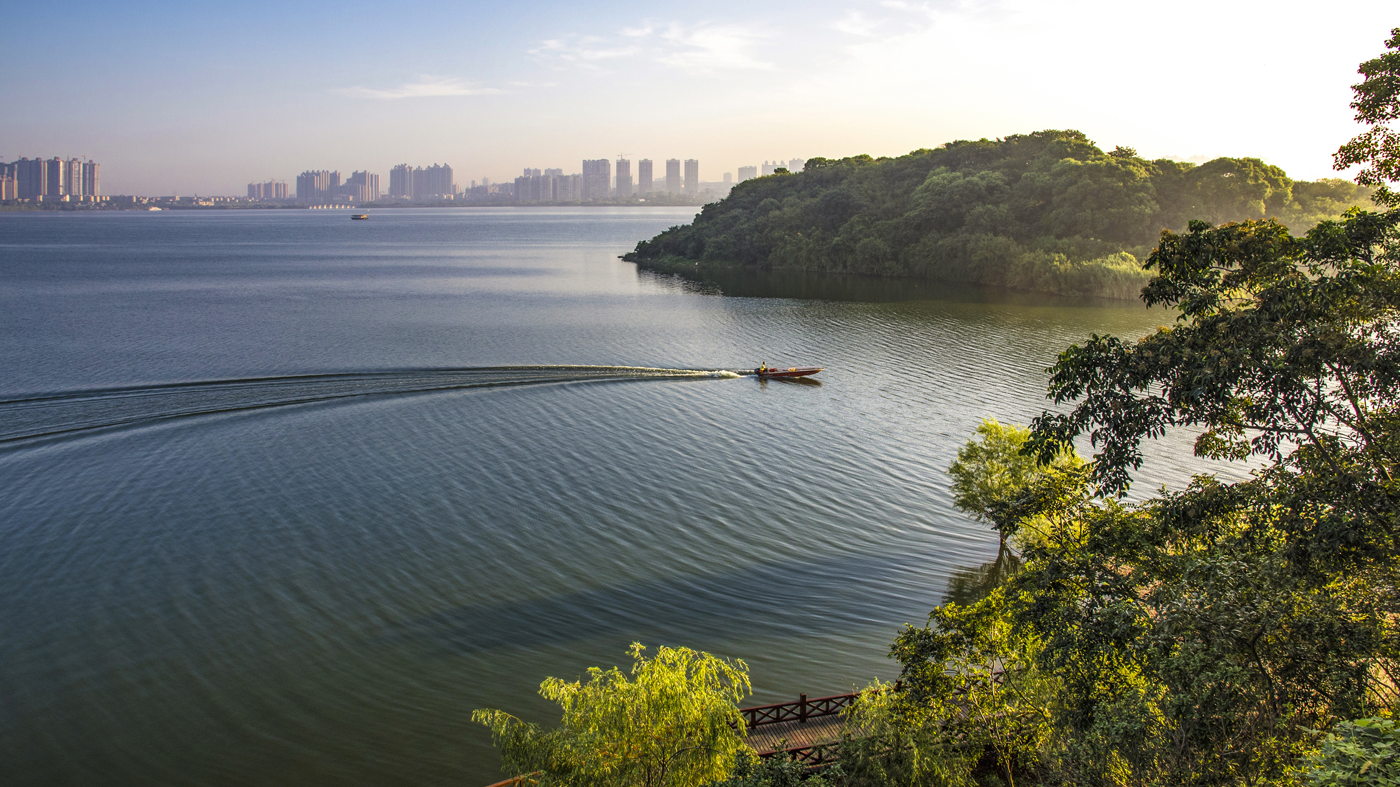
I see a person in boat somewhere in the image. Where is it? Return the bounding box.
[756,362,768,375]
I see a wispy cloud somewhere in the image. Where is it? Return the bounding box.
[831,10,881,36]
[528,22,773,76]
[337,75,501,100]
[530,36,640,71]
[657,24,774,74]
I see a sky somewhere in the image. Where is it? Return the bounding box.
[2,0,1394,195]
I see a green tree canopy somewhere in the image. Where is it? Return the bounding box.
[474,643,752,787]
[947,418,1086,548]
[625,131,1374,299]
[866,205,1400,786]
[1336,28,1400,208]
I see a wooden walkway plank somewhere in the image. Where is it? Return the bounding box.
[746,715,847,754]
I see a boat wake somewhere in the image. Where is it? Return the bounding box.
[0,365,743,447]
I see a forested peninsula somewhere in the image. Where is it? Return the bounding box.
[624,130,1372,299]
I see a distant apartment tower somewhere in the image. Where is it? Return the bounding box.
[723,172,732,183]
[15,158,48,198]
[0,162,17,200]
[389,164,412,198]
[46,158,65,196]
[615,158,632,198]
[82,161,99,197]
[581,159,610,201]
[737,165,757,182]
[556,173,582,201]
[412,163,453,199]
[296,170,339,203]
[514,169,584,202]
[788,158,804,172]
[247,180,288,200]
[343,171,380,202]
[62,158,81,196]
[683,160,698,195]
[515,171,549,202]
[637,159,653,195]
[761,161,777,176]
[664,159,680,194]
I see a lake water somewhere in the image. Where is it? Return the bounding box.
[0,208,1223,786]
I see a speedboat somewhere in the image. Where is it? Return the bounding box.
[753,366,823,378]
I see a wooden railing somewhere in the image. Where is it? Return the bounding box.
[740,691,859,727]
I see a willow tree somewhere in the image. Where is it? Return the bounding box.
[473,643,752,787]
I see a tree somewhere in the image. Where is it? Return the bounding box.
[473,643,752,787]
[1336,28,1400,208]
[1011,208,1400,784]
[1026,210,1400,555]
[947,418,1085,549]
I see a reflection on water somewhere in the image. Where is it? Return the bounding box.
[393,553,932,655]
[942,549,1024,608]
[641,264,1140,307]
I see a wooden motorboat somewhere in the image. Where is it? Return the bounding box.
[351,214,369,220]
[753,366,823,378]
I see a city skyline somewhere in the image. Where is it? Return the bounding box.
[4,0,1394,196]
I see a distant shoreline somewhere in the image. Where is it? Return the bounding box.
[0,201,712,212]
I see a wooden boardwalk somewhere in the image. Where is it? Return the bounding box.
[747,714,848,753]
[740,691,858,765]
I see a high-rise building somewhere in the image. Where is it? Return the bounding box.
[46,158,66,197]
[64,158,83,197]
[683,160,698,195]
[615,158,632,198]
[82,161,100,197]
[16,158,48,199]
[513,170,583,203]
[389,164,412,198]
[761,161,777,176]
[343,171,379,202]
[581,159,610,201]
[789,158,804,172]
[737,165,757,181]
[723,172,733,184]
[411,163,453,199]
[515,172,547,202]
[296,170,338,203]
[638,159,653,195]
[0,162,17,200]
[248,180,288,200]
[555,173,582,201]
[665,159,680,194]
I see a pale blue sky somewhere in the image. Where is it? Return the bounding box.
[3,0,1393,195]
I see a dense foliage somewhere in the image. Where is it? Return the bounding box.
[850,205,1400,786]
[1304,718,1400,786]
[625,132,1372,299]
[1336,28,1400,209]
[474,644,752,787]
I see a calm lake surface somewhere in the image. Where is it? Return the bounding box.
[0,208,1222,786]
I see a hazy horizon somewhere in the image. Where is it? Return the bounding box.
[5,0,1394,195]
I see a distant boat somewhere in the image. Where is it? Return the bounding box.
[753,366,823,379]
[351,214,369,220]
[146,207,162,211]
